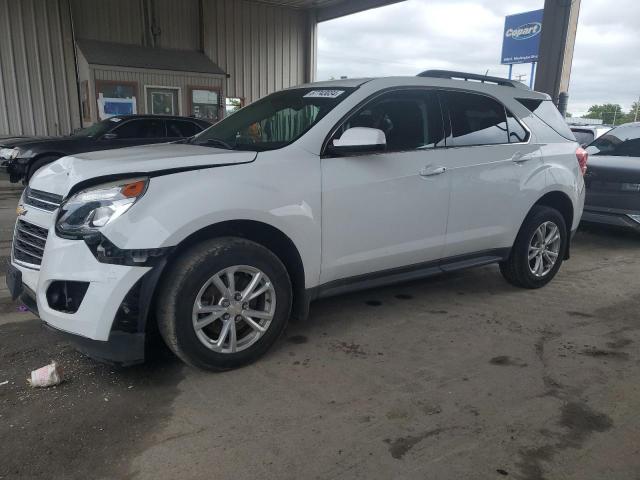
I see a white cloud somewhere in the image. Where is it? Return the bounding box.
[317,0,640,116]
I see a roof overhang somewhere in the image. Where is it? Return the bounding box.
[252,0,406,22]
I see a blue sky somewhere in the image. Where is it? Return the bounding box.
[317,0,640,116]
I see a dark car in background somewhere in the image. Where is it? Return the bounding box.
[582,122,640,232]
[0,115,211,183]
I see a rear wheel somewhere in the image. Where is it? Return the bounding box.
[500,205,567,289]
[156,237,292,370]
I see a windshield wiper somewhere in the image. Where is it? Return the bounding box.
[191,137,235,150]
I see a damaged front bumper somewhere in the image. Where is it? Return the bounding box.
[7,208,172,366]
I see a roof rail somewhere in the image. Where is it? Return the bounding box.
[417,70,529,89]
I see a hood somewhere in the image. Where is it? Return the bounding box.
[29,143,257,196]
[586,155,640,183]
[1,136,80,161]
[0,136,61,148]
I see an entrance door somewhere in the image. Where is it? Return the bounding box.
[320,89,450,284]
[146,87,180,115]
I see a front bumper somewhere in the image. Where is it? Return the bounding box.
[581,206,640,232]
[14,284,146,365]
[8,207,154,364]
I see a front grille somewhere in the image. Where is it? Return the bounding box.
[23,187,63,212]
[13,219,48,267]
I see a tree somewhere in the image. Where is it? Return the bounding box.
[628,101,640,123]
[584,104,624,125]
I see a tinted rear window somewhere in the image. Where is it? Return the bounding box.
[167,120,201,137]
[571,129,595,146]
[444,91,508,146]
[113,119,165,139]
[518,99,575,141]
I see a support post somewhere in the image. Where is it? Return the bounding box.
[304,9,318,84]
[529,62,536,89]
[508,64,513,80]
[534,0,581,105]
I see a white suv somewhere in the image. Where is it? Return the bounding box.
[8,71,586,370]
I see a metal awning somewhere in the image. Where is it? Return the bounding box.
[77,39,226,75]
[251,0,405,22]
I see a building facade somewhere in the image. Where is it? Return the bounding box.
[0,0,403,136]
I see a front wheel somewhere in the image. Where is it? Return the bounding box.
[500,205,568,289]
[156,237,292,370]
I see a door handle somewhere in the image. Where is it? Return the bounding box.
[419,166,447,177]
[512,151,535,163]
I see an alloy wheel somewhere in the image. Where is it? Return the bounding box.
[191,265,276,353]
[528,221,561,278]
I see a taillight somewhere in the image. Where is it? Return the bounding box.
[576,147,588,175]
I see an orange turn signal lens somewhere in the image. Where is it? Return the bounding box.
[120,180,147,198]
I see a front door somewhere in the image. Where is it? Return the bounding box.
[320,89,450,284]
[147,87,179,115]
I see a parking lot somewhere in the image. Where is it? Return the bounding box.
[0,177,638,480]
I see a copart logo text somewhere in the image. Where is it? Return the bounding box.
[506,22,542,40]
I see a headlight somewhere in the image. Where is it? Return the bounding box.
[0,148,19,160]
[56,178,148,238]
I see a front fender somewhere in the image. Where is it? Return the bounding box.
[100,153,322,288]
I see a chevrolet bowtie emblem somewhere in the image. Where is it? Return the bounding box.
[16,205,27,216]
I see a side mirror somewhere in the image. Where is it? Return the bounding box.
[585,145,598,155]
[101,133,118,140]
[329,127,386,155]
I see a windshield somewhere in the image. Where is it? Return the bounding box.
[72,118,122,138]
[588,125,640,157]
[191,87,355,151]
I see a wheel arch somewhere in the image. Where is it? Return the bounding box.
[530,190,575,259]
[144,220,309,336]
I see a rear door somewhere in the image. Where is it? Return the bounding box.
[440,90,542,258]
[320,88,450,283]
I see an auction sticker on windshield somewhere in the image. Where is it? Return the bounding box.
[304,90,345,99]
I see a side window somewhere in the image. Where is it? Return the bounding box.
[444,91,509,146]
[166,120,200,138]
[113,119,165,139]
[507,110,529,143]
[334,89,444,152]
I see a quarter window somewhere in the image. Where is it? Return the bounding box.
[335,89,445,152]
[444,91,509,146]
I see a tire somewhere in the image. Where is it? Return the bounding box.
[156,237,292,370]
[500,205,568,289]
[26,155,60,183]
